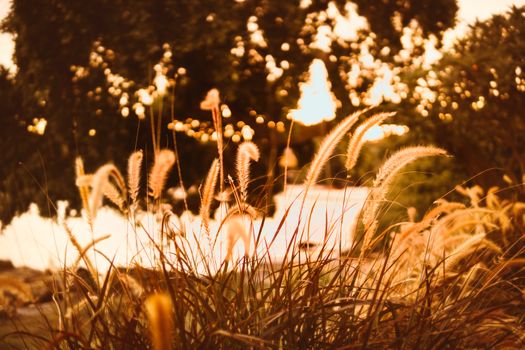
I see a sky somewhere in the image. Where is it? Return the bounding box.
[1,0,525,72]
[458,0,525,22]
[444,0,525,48]
[0,0,13,71]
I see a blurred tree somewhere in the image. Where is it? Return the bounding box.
[0,0,458,222]
[0,68,41,222]
[405,6,525,193]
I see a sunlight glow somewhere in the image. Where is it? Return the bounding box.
[289,59,337,126]
[137,88,153,106]
[310,2,369,52]
[247,15,267,48]
[365,65,404,105]
[363,124,409,142]
[331,2,368,42]
[27,117,47,135]
[154,72,169,96]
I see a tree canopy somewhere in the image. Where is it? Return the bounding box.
[0,0,458,222]
[409,5,525,192]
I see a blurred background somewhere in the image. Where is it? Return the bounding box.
[0,0,524,226]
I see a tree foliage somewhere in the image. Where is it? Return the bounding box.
[412,6,525,191]
[0,0,458,222]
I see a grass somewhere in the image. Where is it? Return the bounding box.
[2,107,524,349]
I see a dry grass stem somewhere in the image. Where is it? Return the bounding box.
[201,88,224,193]
[200,158,219,236]
[88,164,126,219]
[75,157,92,226]
[103,181,126,211]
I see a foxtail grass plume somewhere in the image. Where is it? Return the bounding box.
[393,201,466,248]
[373,146,448,195]
[423,201,466,222]
[127,150,143,208]
[455,184,484,207]
[236,141,260,203]
[345,112,396,172]
[390,202,466,263]
[200,159,219,236]
[445,233,502,270]
[361,146,448,253]
[145,293,173,350]
[303,109,368,191]
[88,164,126,220]
[103,181,126,211]
[75,157,92,225]
[148,149,176,199]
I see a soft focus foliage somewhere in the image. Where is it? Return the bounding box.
[407,5,525,191]
[0,0,458,222]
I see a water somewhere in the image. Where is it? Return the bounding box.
[0,186,368,274]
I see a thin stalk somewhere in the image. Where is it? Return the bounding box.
[156,97,164,153]
[283,119,295,193]
[149,106,157,155]
[212,106,224,193]
[170,86,189,212]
